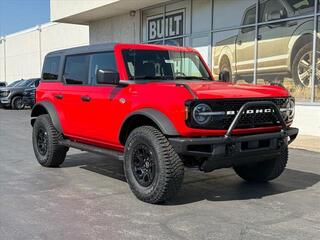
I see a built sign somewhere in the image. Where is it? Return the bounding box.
[147,10,184,41]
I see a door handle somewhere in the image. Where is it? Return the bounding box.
[257,34,262,40]
[237,40,242,45]
[81,95,91,102]
[54,94,63,100]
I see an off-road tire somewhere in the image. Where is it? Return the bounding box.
[11,96,25,110]
[292,42,313,87]
[219,56,233,82]
[32,114,68,167]
[124,126,184,204]
[233,147,288,182]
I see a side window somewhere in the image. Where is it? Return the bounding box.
[262,0,287,22]
[89,52,117,84]
[243,7,256,25]
[241,7,256,33]
[63,55,90,85]
[42,56,60,80]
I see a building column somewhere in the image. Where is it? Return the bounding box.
[37,25,42,74]
[0,37,6,83]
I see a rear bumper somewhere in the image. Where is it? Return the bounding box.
[169,127,298,172]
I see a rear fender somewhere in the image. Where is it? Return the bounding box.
[31,101,63,133]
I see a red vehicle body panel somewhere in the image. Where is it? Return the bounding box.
[36,43,291,152]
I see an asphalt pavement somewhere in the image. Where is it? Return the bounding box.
[0,109,319,240]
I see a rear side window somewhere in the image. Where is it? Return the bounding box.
[89,52,116,84]
[42,56,60,80]
[63,55,90,85]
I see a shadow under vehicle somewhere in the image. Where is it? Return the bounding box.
[214,0,316,87]
[0,78,40,110]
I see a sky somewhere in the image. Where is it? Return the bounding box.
[0,0,50,36]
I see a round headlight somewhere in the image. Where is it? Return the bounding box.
[192,103,212,125]
[0,90,9,97]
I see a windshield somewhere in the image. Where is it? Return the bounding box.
[7,80,22,87]
[15,80,35,87]
[122,49,212,81]
[15,80,29,87]
[287,0,314,10]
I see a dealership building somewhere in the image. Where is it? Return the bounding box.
[0,23,89,82]
[1,0,320,137]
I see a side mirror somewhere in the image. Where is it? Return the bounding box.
[97,69,120,85]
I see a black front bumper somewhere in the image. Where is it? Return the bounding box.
[169,101,299,172]
[169,127,298,172]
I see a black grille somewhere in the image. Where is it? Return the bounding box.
[188,98,288,130]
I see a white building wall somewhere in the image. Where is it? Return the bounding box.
[294,106,320,136]
[5,29,41,82]
[89,12,140,44]
[51,0,114,22]
[0,41,5,81]
[0,23,89,84]
[40,23,89,63]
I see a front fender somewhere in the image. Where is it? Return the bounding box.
[120,108,179,137]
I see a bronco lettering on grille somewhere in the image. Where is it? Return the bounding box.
[226,108,273,116]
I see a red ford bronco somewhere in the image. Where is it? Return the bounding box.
[31,43,298,204]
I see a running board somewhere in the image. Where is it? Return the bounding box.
[59,139,124,161]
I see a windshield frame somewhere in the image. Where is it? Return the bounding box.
[117,45,213,82]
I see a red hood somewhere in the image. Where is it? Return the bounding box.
[181,81,290,99]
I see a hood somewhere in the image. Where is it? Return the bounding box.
[0,86,26,91]
[180,81,290,99]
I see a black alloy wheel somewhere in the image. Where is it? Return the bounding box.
[124,126,184,204]
[131,143,156,187]
[12,96,25,110]
[37,128,49,156]
[32,114,68,167]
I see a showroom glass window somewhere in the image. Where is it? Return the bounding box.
[63,55,90,85]
[243,6,256,25]
[259,0,314,20]
[141,0,319,102]
[316,16,320,101]
[259,0,288,22]
[287,0,315,13]
[257,0,315,101]
[42,56,60,80]
[142,1,187,47]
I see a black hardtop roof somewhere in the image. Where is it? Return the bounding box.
[46,43,117,57]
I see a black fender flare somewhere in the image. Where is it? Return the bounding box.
[119,108,179,140]
[30,101,63,133]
